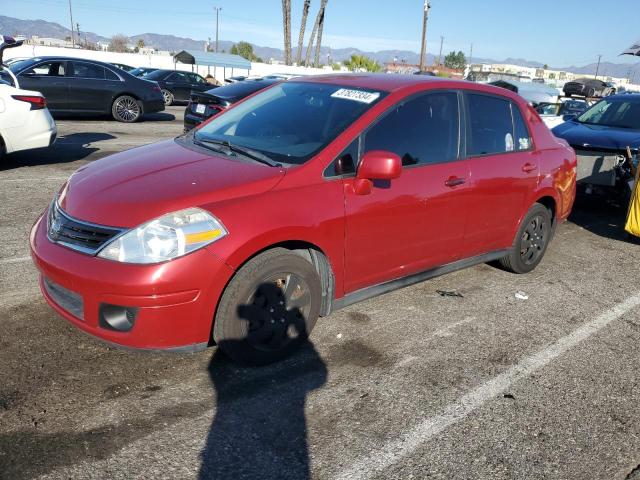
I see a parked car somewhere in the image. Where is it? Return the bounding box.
[563,78,613,98]
[2,56,165,122]
[0,36,56,158]
[30,75,576,364]
[184,77,280,131]
[224,75,248,83]
[110,62,135,72]
[489,79,559,106]
[552,94,640,199]
[143,69,210,105]
[535,98,593,129]
[129,67,157,77]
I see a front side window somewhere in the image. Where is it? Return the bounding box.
[21,61,66,76]
[189,73,206,84]
[363,92,459,166]
[466,93,514,156]
[70,62,105,80]
[194,82,385,165]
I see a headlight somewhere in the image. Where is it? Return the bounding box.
[97,208,227,264]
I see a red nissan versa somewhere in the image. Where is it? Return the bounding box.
[30,74,577,365]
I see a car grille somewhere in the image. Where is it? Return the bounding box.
[48,201,125,255]
[43,276,84,320]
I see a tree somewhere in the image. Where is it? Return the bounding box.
[443,50,466,70]
[137,39,145,50]
[109,34,129,53]
[331,62,342,71]
[230,41,260,62]
[343,54,381,72]
[314,0,328,67]
[295,0,310,65]
[281,0,292,65]
[543,64,549,70]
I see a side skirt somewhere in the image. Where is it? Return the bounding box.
[331,249,509,312]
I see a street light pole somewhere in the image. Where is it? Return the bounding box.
[437,35,444,66]
[214,7,222,53]
[419,1,431,72]
[595,54,602,79]
[68,0,75,48]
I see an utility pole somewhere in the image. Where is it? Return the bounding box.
[437,35,444,66]
[469,43,473,65]
[76,23,80,47]
[419,1,431,71]
[68,0,75,47]
[594,54,602,79]
[214,7,222,53]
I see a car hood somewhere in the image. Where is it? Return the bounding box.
[59,139,286,227]
[552,120,640,151]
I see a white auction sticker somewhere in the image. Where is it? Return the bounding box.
[331,88,380,104]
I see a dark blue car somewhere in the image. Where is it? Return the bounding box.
[552,95,640,195]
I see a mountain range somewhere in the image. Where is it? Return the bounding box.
[2,15,639,80]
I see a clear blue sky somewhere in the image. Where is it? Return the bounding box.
[3,0,640,66]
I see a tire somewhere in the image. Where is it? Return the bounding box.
[213,248,322,365]
[161,89,174,106]
[112,95,142,122]
[498,203,552,274]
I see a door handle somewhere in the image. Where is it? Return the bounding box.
[445,176,466,187]
[522,163,537,173]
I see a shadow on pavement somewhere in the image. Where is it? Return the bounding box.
[2,132,115,170]
[199,282,327,480]
[568,194,633,242]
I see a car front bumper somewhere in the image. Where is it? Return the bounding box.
[30,212,235,351]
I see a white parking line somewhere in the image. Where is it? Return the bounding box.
[0,176,69,183]
[0,256,32,265]
[335,292,640,480]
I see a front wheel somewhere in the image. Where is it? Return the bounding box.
[112,95,142,122]
[213,248,322,365]
[498,203,552,274]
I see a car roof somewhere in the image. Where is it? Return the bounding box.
[15,56,116,67]
[291,73,524,100]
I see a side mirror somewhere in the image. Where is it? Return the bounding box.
[353,150,402,195]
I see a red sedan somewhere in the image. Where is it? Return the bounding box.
[30,74,577,364]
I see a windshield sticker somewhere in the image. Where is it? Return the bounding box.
[331,89,380,104]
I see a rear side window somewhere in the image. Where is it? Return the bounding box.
[105,68,120,81]
[70,62,105,80]
[22,61,66,76]
[466,93,514,155]
[364,92,459,166]
[511,104,532,151]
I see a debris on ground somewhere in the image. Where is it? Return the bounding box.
[436,290,464,298]
[515,291,529,300]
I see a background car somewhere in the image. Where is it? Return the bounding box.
[535,98,593,128]
[129,67,157,77]
[183,77,280,131]
[0,83,56,159]
[143,69,210,105]
[563,78,613,98]
[110,62,135,72]
[3,56,165,122]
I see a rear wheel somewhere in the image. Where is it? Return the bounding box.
[498,203,552,274]
[112,95,141,122]
[213,248,322,365]
[162,89,174,106]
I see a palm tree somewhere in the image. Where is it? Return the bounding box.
[281,0,292,65]
[305,0,327,66]
[313,0,328,67]
[295,0,311,65]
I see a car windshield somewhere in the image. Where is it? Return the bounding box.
[143,70,168,80]
[577,98,640,129]
[193,81,386,165]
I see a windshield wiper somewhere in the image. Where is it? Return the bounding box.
[194,137,282,167]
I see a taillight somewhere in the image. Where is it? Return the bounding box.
[12,95,46,110]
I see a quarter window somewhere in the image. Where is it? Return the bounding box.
[466,93,514,156]
[363,92,459,166]
[511,104,532,151]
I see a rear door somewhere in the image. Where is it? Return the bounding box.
[341,91,470,293]
[166,72,192,100]
[17,60,69,111]
[463,92,539,255]
[67,61,117,113]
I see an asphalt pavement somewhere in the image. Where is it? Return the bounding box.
[1,106,640,480]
